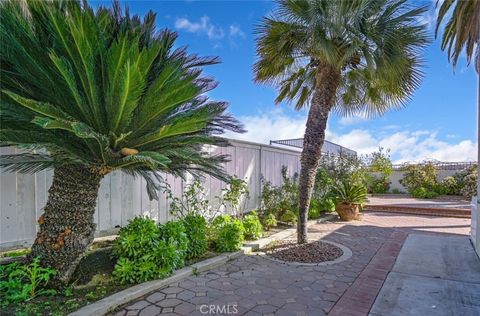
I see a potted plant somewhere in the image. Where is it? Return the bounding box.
[333,181,368,221]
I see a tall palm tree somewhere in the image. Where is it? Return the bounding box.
[435,0,480,73]
[254,0,429,243]
[0,0,242,282]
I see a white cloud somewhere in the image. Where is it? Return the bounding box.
[174,16,225,40]
[338,113,369,126]
[225,108,306,144]
[226,109,477,163]
[229,25,245,39]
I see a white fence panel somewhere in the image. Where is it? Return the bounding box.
[0,139,302,249]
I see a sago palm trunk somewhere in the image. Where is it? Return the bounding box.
[31,165,103,283]
[297,64,340,244]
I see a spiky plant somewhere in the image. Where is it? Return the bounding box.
[435,0,480,73]
[0,0,242,282]
[254,0,429,243]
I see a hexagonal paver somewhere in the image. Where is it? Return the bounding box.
[145,292,166,303]
[125,300,150,311]
[138,305,162,316]
[157,298,182,308]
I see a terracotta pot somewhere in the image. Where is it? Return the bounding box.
[335,203,360,221]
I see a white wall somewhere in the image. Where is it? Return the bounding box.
[0,139,302,249]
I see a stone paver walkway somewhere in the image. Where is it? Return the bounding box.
[112,212,471,316]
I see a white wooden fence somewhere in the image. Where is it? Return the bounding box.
[0,138,307,249]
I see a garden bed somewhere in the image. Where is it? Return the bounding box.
[1,244,221,316]
[263,240,343,263]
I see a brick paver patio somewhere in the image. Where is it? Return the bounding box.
[111,212,470,316]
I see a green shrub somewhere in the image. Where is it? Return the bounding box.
[222,176,250,216]
[366,175,390,194]
[319,198,336,213]
[435,176,459,195]
[280,210,297,225]
[112,217,188,284]
[0,257,56,307]
[183,214,208,260]
[455,165,478,198]
[112,216,159,259]
[411,187,438,199]
[263,213,277,230]
[309,197,336,218]
[400,163,438,196]
[308,198,321,219]
[210,215,245,252]
[261,166,299,219]
[390,188,405,194]
[242,211,263,240]
[158,220,189,269]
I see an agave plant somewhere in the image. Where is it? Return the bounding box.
[0,0,242,282]
[332,181,368,205]
[254,0,428,243]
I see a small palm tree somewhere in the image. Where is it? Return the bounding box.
[254,0,429,243]
[435,0,480,73]
[0,0,242,282]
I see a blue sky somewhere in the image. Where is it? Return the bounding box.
[94,1,478,163]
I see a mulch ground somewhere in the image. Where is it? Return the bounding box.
[264,240,343,263]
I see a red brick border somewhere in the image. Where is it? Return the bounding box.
[328,230,408,316]
[364,205,470,218]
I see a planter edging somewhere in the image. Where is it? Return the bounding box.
[242,213,337,252]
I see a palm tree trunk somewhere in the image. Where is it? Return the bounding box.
[31,164,103,283]
[297,64,340,244]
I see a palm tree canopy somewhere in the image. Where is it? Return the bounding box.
[435,0,480,73]
[254,0,429,116]
[0,0,243,198]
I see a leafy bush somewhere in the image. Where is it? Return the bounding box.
[167,180,212,219]
[390,188,406,194]
[309,196,336,219]
[182,214,208,260]
[112,217,188,284]
[261,166,299,219]
[242,211,263,240]
[399,163,438,196]
[435,176,459,195]
[333,181,368,205]
[263,213,277,230]
[221,176,250,216]
[158,220,189,268]
[280,210,297,225]
[365,148,393,194]
[0,257,56,307]
[210,215,245,252]
[455,165,478,198]
[308,198,321,219]
[366,175,391,194]
[112,217,159,259]
[411,187,438,199]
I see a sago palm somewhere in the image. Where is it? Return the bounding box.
[0,0,242,282]
[254,0,428,243]
[435,0,480,73]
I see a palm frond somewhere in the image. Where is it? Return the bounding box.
[254,0,429,116]
[0,0,243,199]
